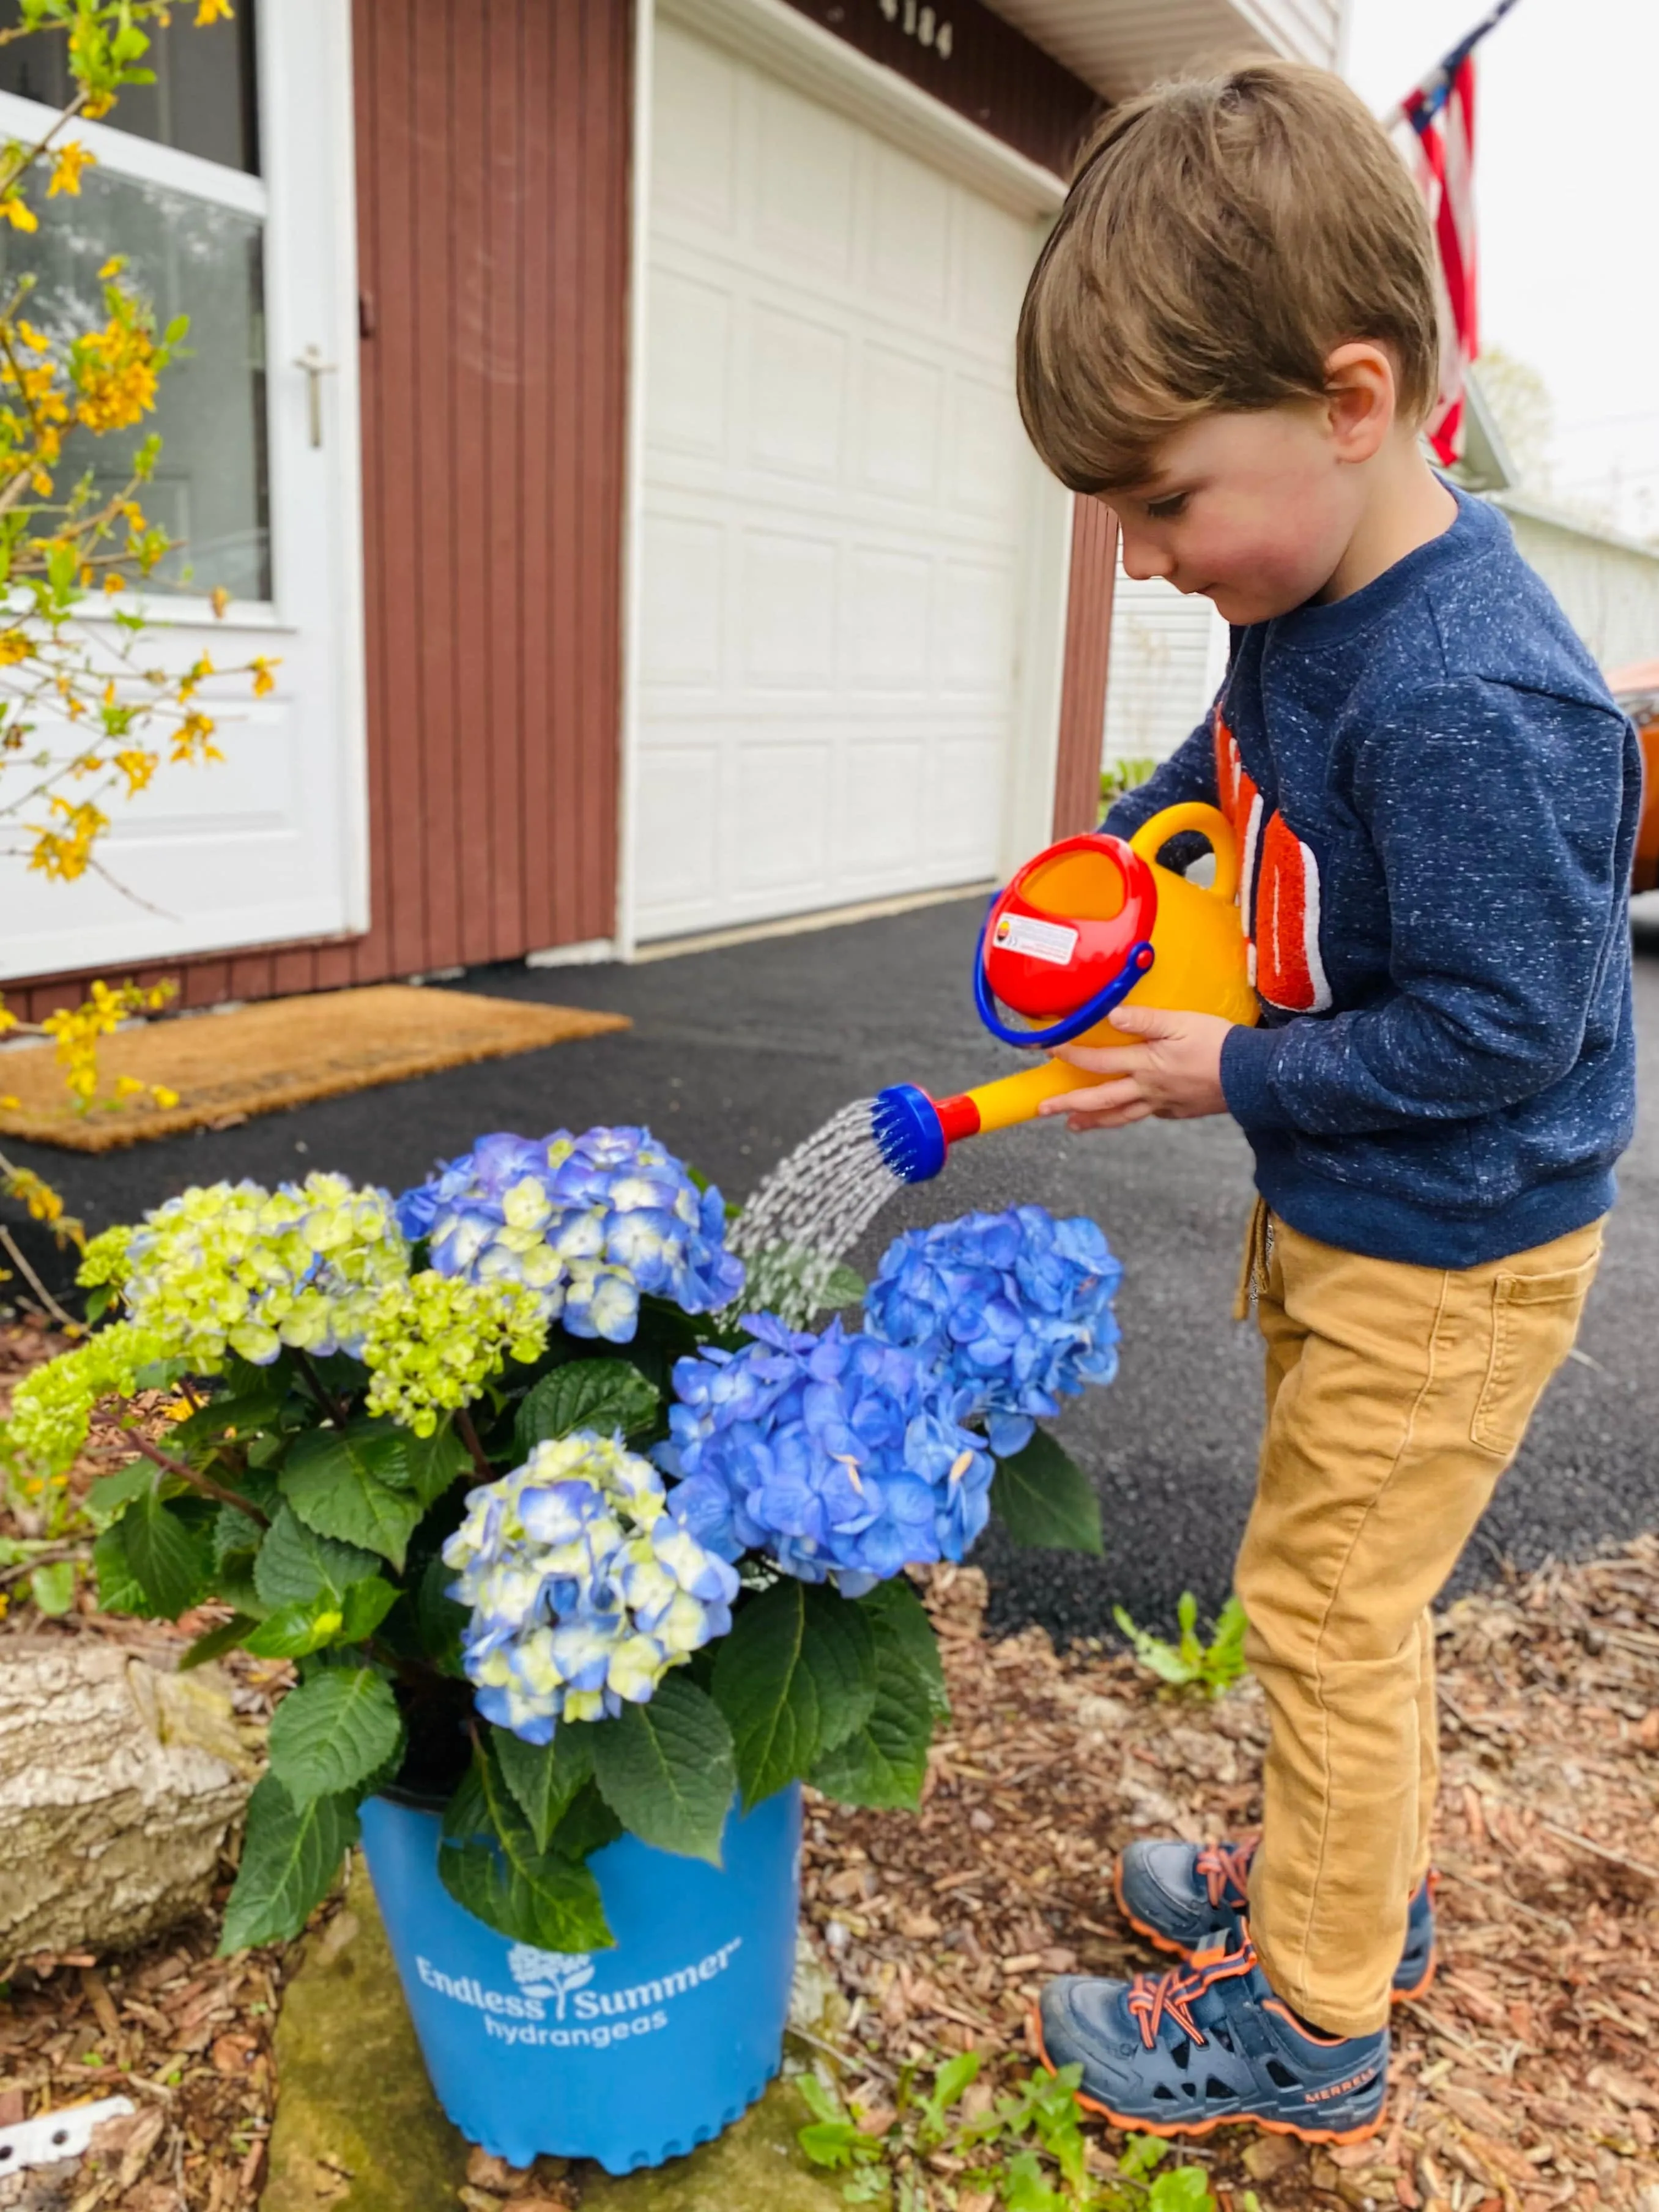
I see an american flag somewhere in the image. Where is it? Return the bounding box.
[1389,0,1523,467]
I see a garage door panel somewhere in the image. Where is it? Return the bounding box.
[867,143,952,313]
[735,742,833,891]
[642,515,725,684]
[749,306,847,477]
[859,344,946,502]
[635,23,1044,940]
[930,735,1008,864]
[653,25,739,229]
[648,272,732,458]
[755,80,859,276]
[842,740,927,873]
[634,748,722,910]
[740,530,837,686]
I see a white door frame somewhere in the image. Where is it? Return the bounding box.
[614,0,1073,959]
[0,0,367,981]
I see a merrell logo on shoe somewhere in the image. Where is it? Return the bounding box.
[1305,2066,1380,2102]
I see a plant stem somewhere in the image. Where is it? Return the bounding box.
[0,1222,78,1329]
[455,1406,493,1483]
[107,1422,272,1527]
[292,1348,349,1427]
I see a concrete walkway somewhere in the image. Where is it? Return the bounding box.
[9,900,1658,1638]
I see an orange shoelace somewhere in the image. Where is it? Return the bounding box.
[1126,1938,1258,2052]
[1195,1837,1256,1909]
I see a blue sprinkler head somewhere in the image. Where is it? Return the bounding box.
[872,1083,948,1184]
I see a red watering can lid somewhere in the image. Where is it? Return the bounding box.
[981,833,1158,1023]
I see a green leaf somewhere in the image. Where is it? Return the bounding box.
[589,1675,735,1864]
[336,1576,399,1644]
[253,1507,381,1608]
[990,1431,1102,1555]
[809,1642,933,1811]
[84,1460,158,1530]
[858,1578,949,1721]
[399,1419,473,1507]
[1147,2169,1217,2212]
[513,1359,660,1458]
[92,1520,152,1616]
[492,1724,595,1855]
[548,1779,623,1859]
[167,1386,285,1454]
[437,1836,614,1951]
[121,1490,212,1616]
[243,1597,350,1660]
[279,1432,422,1570]
[437,1741,614,1950]
[266,1667,403,1808]
[219,1776,360,1953]
[711,1581,876,1809]
[180,1613,258,1669]
[28,1559,75,1616]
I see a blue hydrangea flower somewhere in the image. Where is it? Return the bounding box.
[863,1206,1121,1457]
[442,1431,740,1738]
[396,1127,745,1343]
[656,1315,994,1590]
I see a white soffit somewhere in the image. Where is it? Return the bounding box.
[980,0,1343,102]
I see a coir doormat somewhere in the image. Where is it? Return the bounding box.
[0,985,631,1152]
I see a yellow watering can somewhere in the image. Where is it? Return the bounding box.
[872,802,1259,1182]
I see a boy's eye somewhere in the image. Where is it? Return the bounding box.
[1146,493,1188,521]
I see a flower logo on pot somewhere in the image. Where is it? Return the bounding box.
[507,1944,594,2021]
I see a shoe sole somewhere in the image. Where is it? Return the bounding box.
[1026,2003,1386,2147]
[1110,1861,1438,2009]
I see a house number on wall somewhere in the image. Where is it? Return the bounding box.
[879,0,954,58]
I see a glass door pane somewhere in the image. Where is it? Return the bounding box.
[0,2,259,173]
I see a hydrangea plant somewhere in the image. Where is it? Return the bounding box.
[4,1128,1116,1958]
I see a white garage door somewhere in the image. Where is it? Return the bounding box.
[631,18,1049,943]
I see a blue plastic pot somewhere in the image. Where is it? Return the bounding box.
[358,1786,802,2175]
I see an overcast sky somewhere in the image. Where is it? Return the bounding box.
[1345,0,1659,541]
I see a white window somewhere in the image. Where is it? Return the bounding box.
[0,0,365,982]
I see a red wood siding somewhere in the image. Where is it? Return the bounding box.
[780,0,1100,176]
[6,0,633,1020]
[1052,497,1118,839]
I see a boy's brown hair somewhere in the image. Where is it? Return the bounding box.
[1017,59,1441,494]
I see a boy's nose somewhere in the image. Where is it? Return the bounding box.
[1119,532,1172,584]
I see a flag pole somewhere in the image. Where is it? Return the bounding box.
[1380,0,1524,130]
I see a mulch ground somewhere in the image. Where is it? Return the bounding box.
[2,1316,1656,2211]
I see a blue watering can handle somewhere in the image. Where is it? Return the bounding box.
[972,913,1156,1050]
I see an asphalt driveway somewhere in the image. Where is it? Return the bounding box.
[7,899,1657,1642]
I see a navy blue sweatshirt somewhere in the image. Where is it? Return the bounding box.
[1104,488,1639,1268]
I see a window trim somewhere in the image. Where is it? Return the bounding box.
[0,87,267,217]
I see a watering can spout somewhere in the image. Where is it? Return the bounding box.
[872,1083,982,1185]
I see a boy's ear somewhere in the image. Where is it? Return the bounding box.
[1322,342,1397,463]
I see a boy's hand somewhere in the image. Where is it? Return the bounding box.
[1037,1005,1234,1129]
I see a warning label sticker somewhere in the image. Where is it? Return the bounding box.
[994,914,1078,967]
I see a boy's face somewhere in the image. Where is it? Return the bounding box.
[1107,404,1368,625]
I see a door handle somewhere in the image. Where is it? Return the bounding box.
[294,345,338,448]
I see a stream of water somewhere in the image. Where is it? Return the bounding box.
[727,1096,904,1327]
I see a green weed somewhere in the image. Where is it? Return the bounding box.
[796,2051,1246,2210]
[1112,1593,1249,1699]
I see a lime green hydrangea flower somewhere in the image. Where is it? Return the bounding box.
[120,1173,409,1368]
[6,1318,168,1476]
[76,1222,135,1297]
[362,1271,548,1437]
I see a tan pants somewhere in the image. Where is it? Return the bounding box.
[1232,1205,1603,2036]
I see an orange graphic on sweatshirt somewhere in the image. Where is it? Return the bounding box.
[1213,707,1331,1014]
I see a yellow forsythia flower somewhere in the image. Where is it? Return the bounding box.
[113,749,157,798]
[210,585,231,618]
[114,1075,146,1100]
[151,1086,180,1109]
[1,196,39,233]
[250,655,277,698]
[103,572,126,593]
[48,143,95,197]
[0,629,32,666]
[197,0,235,21]
[97,256,125,280]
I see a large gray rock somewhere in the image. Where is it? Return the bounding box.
[263,1860,848,2212]
[0,1636,257,1972]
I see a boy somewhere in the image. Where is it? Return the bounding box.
[1015,61,1638,2142]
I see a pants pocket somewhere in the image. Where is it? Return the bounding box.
[1470,1248,1602,1458]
